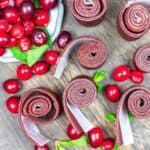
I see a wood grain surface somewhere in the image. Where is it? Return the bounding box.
[0,0,150,150]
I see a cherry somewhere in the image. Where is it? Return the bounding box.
[0,0,14,8]
[40,0,58,10]
[15,0,33,7]
[112,65,130,82]
[19,1,34,20]
[23,20,35,36]
[3,79,21,94]
[34,145,49,150]
[31,29,48,46]
[44,50,59,65]
[17,64,32,80]
[18,37,31,52]
[6,96,20,114]
[3,7,19,23]
[0,19,9,32]
[10,24,24,39]
[130,70,144,84]
[88,127,104,148]
[35,9,50,27]
[101,139,115,150]
[56,31,72,49]
[0,47,6,56]
[6,37,17,48]
[105,84,121,102]
[32,61,49,76]
[0,32,9,47]
[67,124,84,140]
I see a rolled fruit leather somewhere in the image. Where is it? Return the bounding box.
[19,88,60,146]
[117,0,150,40]
[115,85,150,146]
[50,36,107,79]
[63,76,97,133]
[70,0,107,26]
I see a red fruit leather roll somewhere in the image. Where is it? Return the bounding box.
[115,86,150,146]
[70,0,107,25]
[134,44,150,73]
[63,76,97,133]
[117,4,150,40]
[19,88,60,146]
[51,36,107,78]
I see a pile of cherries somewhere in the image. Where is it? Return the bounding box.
[0,0,59,56]
[104,65,144,103]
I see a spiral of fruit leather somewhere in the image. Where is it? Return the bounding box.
[70,0,107,25]
[63,76,97,133]
[51,36,107,78]
[19,88,60,146]
[134,44,150,73]
[117,2,150,40]
[115,86,150,146]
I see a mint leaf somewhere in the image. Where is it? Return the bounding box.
[113,145,120,150]
[93,70,108,83]
[105,112,116,122]
[10,46,27,64]
[96,83,104,93]
[34,0,40,8]
[10,44,49,66]
[58,135,88,148]
[26,44,49,66]
[128,113,134,121]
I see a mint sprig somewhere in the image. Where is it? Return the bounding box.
[93,70,108,83]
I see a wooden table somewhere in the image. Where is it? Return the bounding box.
[0,0,150,150]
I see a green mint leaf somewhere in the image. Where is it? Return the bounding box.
[10,44,49,66]
[55,143,66,150]
[128,113,134,121]
[10,46,27,64]
[93,70,108,83]
[34,0,40,8]
[58,135,88,148]
[96,83,104,93]
[113,145,120,150]
[105,112,116,122]
[26,44,49,66]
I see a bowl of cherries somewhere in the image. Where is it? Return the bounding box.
[0,0,64,66]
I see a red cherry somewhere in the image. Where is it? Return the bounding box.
[0,19,9,32]
[101,139,115,150]
[67,124,84,140]
[88,127,104,148]
[56,31,72,49]
[105,84,121,102]
[3,7,19,23]
[18,37,31,52]
[112,65,130,82]
[35,9,50,27]
[130,70,144,84]
[34,145,49,150]
[6,37,17,48]
[0,32,9,47]
[6,96,20,114]
[15,0,33,7]
[3,79,21,94]
[0,47,5,56]
[17,64,32,80]
[44,50,59,65]
[0,0,14,8]
[10,24,24,39]
[23,20,35,36]
[40,0,58,10]
[32,61,49,75]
